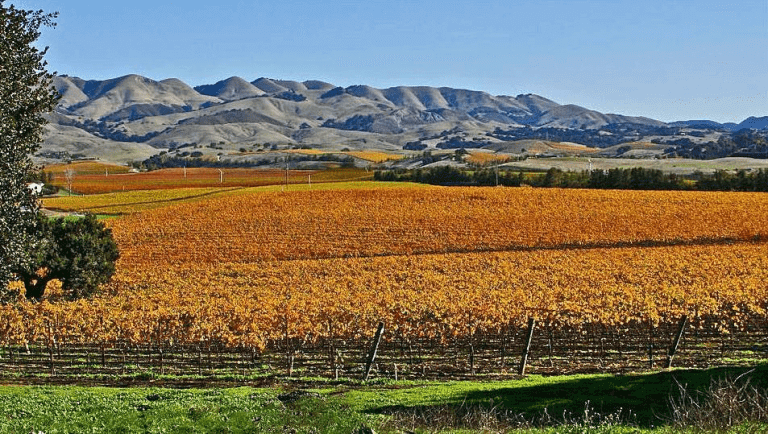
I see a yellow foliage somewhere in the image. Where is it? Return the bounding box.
[6,186,767,348]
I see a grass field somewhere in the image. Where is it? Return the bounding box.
[0,365,765,433]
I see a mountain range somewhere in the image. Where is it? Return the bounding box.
[40,74,766,164]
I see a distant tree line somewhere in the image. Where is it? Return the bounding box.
[696,169,768,191]
[136,152,356,170]
[49,114,164,143]
[488,125,768,160]
[375,165,524,186]
[660,130,768,159]
[375,166,768,192]
[489,123,681,148]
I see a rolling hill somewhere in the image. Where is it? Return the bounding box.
[39,74,764,165]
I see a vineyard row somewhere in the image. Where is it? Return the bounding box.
[2,317,766,380]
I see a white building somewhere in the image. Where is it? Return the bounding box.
[26,182,44,195]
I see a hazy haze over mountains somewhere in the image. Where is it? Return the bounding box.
[41,74,765,164]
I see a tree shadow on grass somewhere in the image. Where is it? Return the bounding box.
[366,364,768,429]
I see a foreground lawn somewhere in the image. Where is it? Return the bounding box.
[0,386,374,434]
[0,365,766,433]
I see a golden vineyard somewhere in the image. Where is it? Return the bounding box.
[8,184,768,375]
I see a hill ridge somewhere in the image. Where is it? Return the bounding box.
[41,74,765,164]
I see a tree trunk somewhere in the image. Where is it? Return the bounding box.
[21,271,50,301]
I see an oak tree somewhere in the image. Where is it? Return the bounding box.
[0,2,58,293]
[17,214,120,301]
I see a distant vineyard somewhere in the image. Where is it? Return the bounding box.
[7,185,768,377]
[465,152,511,165]
[43,187,246,215]
[106,187,768,264]
[44,161,131,176]
[342,151,403,163]
[42,182,423,215]
[43,166,373,194]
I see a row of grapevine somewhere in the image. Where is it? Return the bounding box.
[2,241,766,349]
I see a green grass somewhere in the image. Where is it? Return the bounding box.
[0,386,371,434]
[0,365,765,433]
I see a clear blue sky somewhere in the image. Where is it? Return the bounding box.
[14,0,768,123]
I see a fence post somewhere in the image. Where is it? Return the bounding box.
[48,346,55,376]
[469,343,475,375]
[363,322,385,381]
[648,343,654,368]
[648,320,655,369]
[519,318,536,376]
[197,346,202,376]
[159,347,164,375]
[500,330,507,368]
[666,315,688,369]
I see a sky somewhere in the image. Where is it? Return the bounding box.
[13,0,768,123]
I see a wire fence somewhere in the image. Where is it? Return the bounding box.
[1,316,766,381]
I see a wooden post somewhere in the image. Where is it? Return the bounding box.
[547,328,554,367]
[648,343,654,368]
[648,321,655,369]
[49,346,55,376]
[328,335,336,379]
[500,331,506,368]
[469,343,475,375]
[363,322,385,381]
[666,315,688,369]
[518,318,536,376]
[197,347,202,376]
